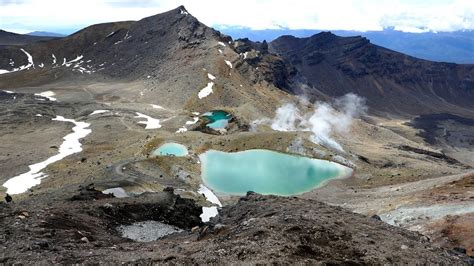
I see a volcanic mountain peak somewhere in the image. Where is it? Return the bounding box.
[0,5,229,83]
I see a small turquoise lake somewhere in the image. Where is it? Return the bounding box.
[199,149,352,196]
[153,143,189,157]
[202,110,232,129]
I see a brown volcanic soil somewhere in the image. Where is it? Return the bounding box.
[0,191,468,264]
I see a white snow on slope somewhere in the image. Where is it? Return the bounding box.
[135,112,161,129]
[89,110,109,116]
[34,91,57,101]
[151,104,166,110]
[225,60,233,68]
[2,90,14,93]
[22,48,34,69]
[3,116,91,194]
[198,184,222,222]
[176,116,199,133]
[176,127,187,133]
[218,41,226,47]
[198,82,214,99]
[64,55,83,67]
[0,49,35,75]
[207,73,216,80]
[102,187,129,198]
[180,8,188,15]
[52,54,57,64]
[185,117,199,125]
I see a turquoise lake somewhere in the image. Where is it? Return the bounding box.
[202,110,231,129]
[153,143,189,157]
[199,149,352,196]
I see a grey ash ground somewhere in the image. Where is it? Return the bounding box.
[0,190,469,264]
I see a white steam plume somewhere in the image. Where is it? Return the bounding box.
[266,93,367,152]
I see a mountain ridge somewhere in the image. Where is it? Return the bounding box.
[269,31,474,117]
[219,27,474,64]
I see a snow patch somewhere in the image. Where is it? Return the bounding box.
[225,60,233,68]
[198,184,222,222]
[198,82,214,99]
[34,91,57,101]
[207,73,216,80]
[185,117,199,125]
[21,48,34,69]
[151,104,166,110]
[102,187,128,198]
[176,127,187,133]
[89,110,109,116]
[135,112,161,129]
[218,41,226,47]
[64,55,83,67]
[2,116,91,194]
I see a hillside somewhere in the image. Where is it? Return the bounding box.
[269,32,474,116]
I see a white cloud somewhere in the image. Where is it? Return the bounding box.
[0,0,473,33]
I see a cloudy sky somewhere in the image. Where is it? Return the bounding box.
[1,0,473,34]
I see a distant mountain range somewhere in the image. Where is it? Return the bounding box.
[219,28,474,64]
[27,31,66,37]
[0,30,60,46]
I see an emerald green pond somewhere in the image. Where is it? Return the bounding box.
[202,110,232,129]
[199,149,352,196]
[153,143,188,157]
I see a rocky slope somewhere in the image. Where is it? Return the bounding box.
[0,191,469,264]
[270,32,474,116]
